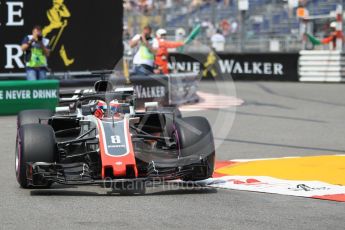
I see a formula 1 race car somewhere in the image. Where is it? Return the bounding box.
[15,80,215,193]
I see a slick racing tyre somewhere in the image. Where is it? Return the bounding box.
[175,116,215,181]
[17,109,54,128]
[16,124,56,188]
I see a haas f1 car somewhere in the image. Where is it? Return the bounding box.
[15,81,215,193]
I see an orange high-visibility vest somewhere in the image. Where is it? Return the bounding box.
[155,38,184,74]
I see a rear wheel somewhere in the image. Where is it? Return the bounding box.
[175,116,215,181]
[16,124,56,188]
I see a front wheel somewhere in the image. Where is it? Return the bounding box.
[16,124,57,188]
[174,116,215,181]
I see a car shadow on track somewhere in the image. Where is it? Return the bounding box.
[30,182,218,196]
[30,187,217,196]
[30,190,102,196]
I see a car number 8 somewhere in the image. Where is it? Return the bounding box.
[111,135,121,144]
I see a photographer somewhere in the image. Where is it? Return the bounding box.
[129,25,158,75]
[21,25,50,80]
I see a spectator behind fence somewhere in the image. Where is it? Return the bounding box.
[211,29,225,52]
[21,25,50,81]
[220,19,230,36]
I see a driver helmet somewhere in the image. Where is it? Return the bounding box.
[95,101,121,118]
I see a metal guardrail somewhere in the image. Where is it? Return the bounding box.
[299,50,345,82]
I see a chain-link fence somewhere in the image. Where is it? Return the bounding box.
[124,0,344,53]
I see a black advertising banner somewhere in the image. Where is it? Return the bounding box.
[0,0,123,74]
[129,75,170,107]
[168,52,299,81]
[169,73,199,105]
[111,75,170,108]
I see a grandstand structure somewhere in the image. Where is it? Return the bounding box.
[124,0,344,52]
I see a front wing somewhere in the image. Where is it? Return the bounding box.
[26,154,210,186]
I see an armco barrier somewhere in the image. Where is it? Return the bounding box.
[299,50,345,82]
[0,80,59,115]
[0,52,299,84]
